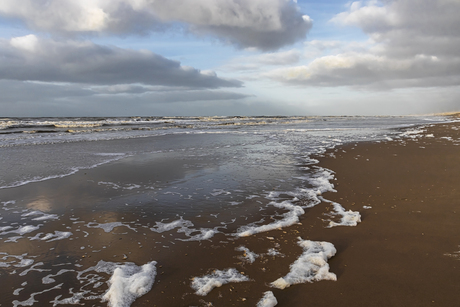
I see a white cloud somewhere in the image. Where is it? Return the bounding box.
[0,0,312,50]
[0,35,241,88]
[266,0,460,89]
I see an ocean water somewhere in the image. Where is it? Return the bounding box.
[0,115,449,306]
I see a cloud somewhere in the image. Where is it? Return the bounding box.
[332,0,460,58]
[0,0,312,50]
[265,51,460,89]
[0,35,241,88]
[265,0,460,89]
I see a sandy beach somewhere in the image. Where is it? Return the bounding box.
[1,116,460,307]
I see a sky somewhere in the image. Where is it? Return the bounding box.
[0,0,459,117]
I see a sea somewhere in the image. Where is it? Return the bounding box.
[0,115,451,307]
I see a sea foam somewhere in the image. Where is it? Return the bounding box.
[323,199,361,228]
[257,291,278,307]
[271,238,336,289]
[102,261,157,307]
[191,268,250,296]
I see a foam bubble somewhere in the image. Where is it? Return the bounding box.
[271,238,336,289]
[257,291,278,307]
[102,261,157,307]
[191,268,250,296]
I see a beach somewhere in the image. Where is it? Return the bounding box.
[0,116,459,306]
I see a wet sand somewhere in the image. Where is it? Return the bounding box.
[129,120,460,306]
[2,118,460,306]
[276,120,460,307]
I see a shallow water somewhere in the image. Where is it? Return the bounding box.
[0,116,450,306]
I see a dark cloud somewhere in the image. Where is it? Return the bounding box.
[0,35,241,88]
[0,80,251,116]
[0,0,311,51]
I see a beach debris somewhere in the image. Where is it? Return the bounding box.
[271,238,336,289]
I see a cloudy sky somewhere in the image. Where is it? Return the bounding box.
[1,0,459,116]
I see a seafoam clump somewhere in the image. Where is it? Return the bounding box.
[47,260,157,307]
[321,198,361,228]
[102,261,157,307]
[257,291,278,307]
[271,238,336,289]
[191,268,250,296]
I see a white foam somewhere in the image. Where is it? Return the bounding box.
[306,168,336,195]
[271,238,337,289]
[86,222,136,233]
[236,246,259,263]
[42,269,73,284]
[19,262,49,276]
[257,291,278,307]
[30,231,72,242]
[266,248,284,257]
[236,201,304,237]
[210,189,231,196]
[5,236,23,243]
[48,260,156,306]
[1,225,41,236]
[150,218,193,233]
[191,268,250,296]
[13,283,63,307]
[322,199,361,228]
[0,253,35,269]
[177,227,218,241]
[32,213,59,221]
[0,226,13,232]
[102,261,157,307]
